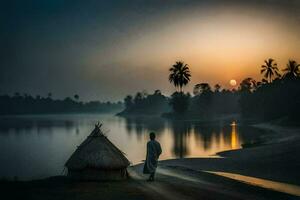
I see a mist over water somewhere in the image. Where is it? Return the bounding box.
[0,114,270,180]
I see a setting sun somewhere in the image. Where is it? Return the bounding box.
[230,79,237,86]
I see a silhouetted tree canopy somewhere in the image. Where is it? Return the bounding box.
[283,60,300,79]
[74,94,79,101]
[118,90,169,116]
[239,59,300,124]
[169,61,191,92]
[119,59,300,124]
[0,94,123,115]
[169,92,191,115]
[261,58,280,83]
[193,83,212,96]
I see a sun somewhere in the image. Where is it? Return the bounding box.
[230,79,237,86]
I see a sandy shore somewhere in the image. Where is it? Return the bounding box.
[161,136,300,185]
[1,124,300,200]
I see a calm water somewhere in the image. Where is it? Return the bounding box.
[0,114,269,180]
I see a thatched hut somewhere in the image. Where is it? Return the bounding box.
[65,123,130,181]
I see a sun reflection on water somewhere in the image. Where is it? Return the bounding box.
[176,121,242,159]
[230,121,239,149]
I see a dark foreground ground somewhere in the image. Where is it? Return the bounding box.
[1,125,300,200]
[1,165,297,200]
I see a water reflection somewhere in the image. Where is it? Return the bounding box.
[0,116,76,135]
[169,122,191,158]
[124,117,165,135]
[0,114,271,180]
[123,117,244,158]
[230,121,239,149]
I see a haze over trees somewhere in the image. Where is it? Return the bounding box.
[120,58,300,125]
[118,90,169,116]
[165,61,239,119]
[0,94,123,115]
[5,58,299,124]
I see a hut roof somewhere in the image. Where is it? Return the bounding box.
[65,124,130,170]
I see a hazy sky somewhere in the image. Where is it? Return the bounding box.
[1,0,300,101]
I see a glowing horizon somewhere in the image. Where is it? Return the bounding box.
[2,1,300,100]
[89,4,300,94]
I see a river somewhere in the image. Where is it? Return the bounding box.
[0,114,269,180]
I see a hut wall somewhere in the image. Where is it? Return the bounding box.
[67,168,128,181]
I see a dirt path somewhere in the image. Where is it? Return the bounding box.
[129,164,297,200]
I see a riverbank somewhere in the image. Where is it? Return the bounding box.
[1,165,297,200]
[1,124,299,200]
[160,123,300,183]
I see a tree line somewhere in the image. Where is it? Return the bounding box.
[239,59,300,123]
[0,93,123,115]
[120,59,300,124]
[117,90,169,116]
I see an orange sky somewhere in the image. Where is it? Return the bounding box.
[2,1,300,100]
[88,5,300,95]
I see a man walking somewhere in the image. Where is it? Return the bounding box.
[143,132,162,181]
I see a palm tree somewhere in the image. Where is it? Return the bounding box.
[260,58,280,83]
[283,60,300,79]
[169,61,191,92]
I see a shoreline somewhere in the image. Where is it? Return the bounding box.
[160,124,300,184]
[4,122,299,183]
[1,124,299,199]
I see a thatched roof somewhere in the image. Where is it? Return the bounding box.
[65,124,130,170]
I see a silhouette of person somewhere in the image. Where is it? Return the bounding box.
[143,132,162,181]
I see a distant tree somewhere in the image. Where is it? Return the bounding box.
[64,97,73,102]
[193,83,212,96]
[169,61,191,92]
[134,92,143,105]
[48,92,52,99]
[214,84,221,92]
[262,78,268,84]
[221,89,230,93]
[169,92,190,115]
[119,91,169,116]
[239,78,256,92]
[260,58,280,83]
[74,94,79,101]
[154,90,162,95]
[0,93,123,115]
[191,83,213,115]
[283,60,300,79]
[231,88,237,93]
[254,81,263,90]
[14,92,20,97]
[124,95,133,109]
[141,90,148,97]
